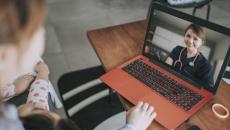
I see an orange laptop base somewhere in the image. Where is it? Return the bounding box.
[100,55,213,130]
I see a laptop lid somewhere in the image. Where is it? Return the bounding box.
[143,2,230,94]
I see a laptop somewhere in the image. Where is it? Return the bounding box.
[100,2,230,130]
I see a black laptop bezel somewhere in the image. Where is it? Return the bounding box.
[142,2,230,94]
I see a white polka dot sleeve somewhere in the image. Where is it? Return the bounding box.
[0,83,16,101]
[26,79,50,111]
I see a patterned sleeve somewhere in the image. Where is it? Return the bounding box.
[27,79,50,110]
[0,83,16,101]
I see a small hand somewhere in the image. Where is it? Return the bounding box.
[35,61,50,80]
[35,61,49,74]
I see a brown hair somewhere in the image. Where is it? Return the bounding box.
[185,24,206,45]
[0,0,46,45]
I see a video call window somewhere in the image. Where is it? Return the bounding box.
[144,10,230,89]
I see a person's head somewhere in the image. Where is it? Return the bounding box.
[184,24,206,51]
[18,103,80,130]
[17,103,61,123]
[0,0,46,86]
[20,114,81,130]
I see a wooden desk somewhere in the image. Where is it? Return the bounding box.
[87,20,230,130]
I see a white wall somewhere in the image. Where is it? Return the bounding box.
[212,37,230,82]
[213,37,230,60]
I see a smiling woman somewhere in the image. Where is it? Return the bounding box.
[165,24,213,88]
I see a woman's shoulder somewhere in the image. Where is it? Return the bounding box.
[198,53,208,62]
[172,46,184,52]
[198,53,212,69]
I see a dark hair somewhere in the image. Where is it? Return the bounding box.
[20,114,54,130]
[20,114,81,130]
[185,24,206,45]
[56,119,81,130]
[0,0,46,44]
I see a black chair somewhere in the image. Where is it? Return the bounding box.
[58,66,125,130]
[149,0,212,20]
[223,61,230,84]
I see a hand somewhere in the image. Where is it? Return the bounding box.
[35,61,49,80]
[35,61,49,74]
[17,103,36,117]
[144,46,150,53]
[127,101,157,130]
[14,74,35,95]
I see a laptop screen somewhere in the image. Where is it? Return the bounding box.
[143,3,230,94]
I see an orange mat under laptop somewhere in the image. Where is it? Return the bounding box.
[101,2,230,130]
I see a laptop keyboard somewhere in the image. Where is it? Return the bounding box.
[122,59,204,111]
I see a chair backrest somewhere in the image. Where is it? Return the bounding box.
[167,0,211,8]
[223,61,230,84]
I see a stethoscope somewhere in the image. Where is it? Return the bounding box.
[173,48,199,71]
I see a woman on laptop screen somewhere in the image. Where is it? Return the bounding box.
[165,24,214,88]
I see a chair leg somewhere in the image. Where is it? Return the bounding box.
[192,1,211,21]
[108,88,114,102]
[206,3,211,21]
[192,7,197,16]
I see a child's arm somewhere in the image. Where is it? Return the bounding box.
[26,62,50,110]
[0,74,35,101]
